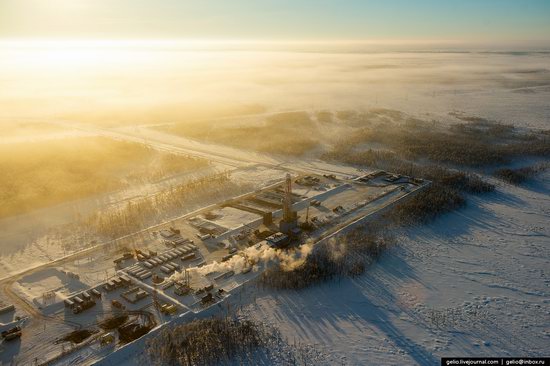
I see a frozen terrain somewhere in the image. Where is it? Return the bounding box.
[0,162,226,281]
[237,172,550,364]
[106,170,550,366]
[2,45,550,129]
[0,46,549,365]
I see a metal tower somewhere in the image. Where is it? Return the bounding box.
[283,173,293,222]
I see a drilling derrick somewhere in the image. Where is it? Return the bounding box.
[279,173,298,234]
[283,173,293,222]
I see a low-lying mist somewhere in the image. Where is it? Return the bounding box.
[1,42,549,127]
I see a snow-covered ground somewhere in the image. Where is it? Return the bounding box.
[0,163,226,281]
[237,172,550,364]
[110,170,549,366]
[2,47,550,129]
[1,46,549,365]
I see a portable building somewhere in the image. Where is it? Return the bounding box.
[64,299,75,308]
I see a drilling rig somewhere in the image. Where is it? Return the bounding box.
[279,173,298,234]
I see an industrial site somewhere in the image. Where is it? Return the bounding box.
[2,2,550,365]
[0,163,428,365]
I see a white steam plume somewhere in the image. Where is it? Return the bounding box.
[168,240,314,283]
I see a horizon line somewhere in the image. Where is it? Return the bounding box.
[1,38,549,51]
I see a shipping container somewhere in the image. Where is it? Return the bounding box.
[64,299,75,308]
[139,272,152,280]
[181,253,196,261]
[91,289,102,298]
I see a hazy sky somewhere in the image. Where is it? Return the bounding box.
[1,0,549,45]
